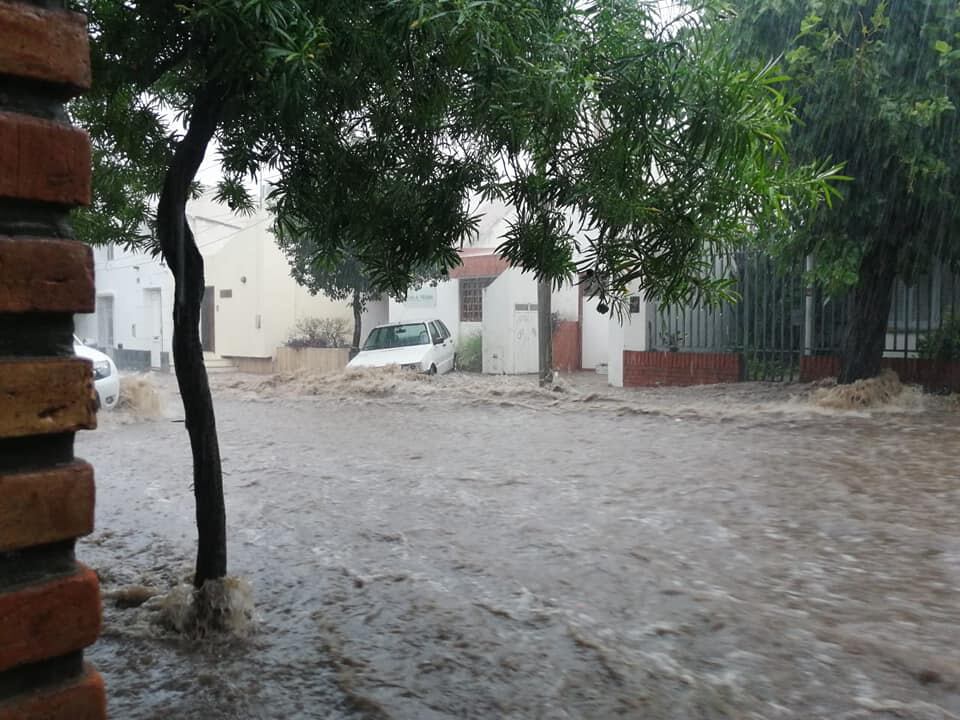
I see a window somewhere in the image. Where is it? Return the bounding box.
[436,320,452,339]
[460,277,495,322]
[428,321,441,342]
[363,323,430,350]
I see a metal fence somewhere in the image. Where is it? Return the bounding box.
[652,251,959,381]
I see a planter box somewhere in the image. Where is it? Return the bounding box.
[623,350,743,387]
[801,354,960,392]
[274,346,351,374]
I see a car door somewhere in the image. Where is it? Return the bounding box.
[434,320,455,373]
[425,322,443,370]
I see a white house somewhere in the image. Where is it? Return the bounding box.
[387,199,630,376]
[76,191,388,372]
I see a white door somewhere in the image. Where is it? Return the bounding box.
[512,307,539,374]
[145,288,163,369]
[581,294,610,370]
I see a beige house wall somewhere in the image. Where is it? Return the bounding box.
[207,220,355,359]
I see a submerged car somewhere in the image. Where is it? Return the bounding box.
[347,320,456,375]
[74,336,120,410]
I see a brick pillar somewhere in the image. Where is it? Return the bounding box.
[0,2,106,719]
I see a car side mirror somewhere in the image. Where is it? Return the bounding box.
[434,337,443,345]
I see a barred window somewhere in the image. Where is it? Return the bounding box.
[460,277,495,322]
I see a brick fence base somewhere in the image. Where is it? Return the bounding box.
[800,355,960,392]
[623,351,743,387]
[0,1,105,718]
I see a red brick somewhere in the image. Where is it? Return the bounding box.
[0,665,105,720]
[0,237,94,313]
[0,2,91,90]
[0,566,101,673]
[799,355,840,382]
[0,358,97,439]
[0,462,95,552]
[0,113,91,206]
[623,351,742,387]
[552,320,581,372]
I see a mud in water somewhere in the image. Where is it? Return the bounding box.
[80,371,960,719]
[812,369,913,410]
[114,373,166,419]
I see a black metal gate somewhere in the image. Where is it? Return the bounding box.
[652,252,958,381]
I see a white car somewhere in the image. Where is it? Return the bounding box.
[74,336,120,410]
[348,320,456,375]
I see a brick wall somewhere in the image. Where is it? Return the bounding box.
[552,320,581,372]
[800,355,960,391]
[798,356,841,383]
[623,351,743,387]
[0,2,105,719]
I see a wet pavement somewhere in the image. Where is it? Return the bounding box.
[79,371,960,719]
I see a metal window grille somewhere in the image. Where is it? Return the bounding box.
[460,277,495,322]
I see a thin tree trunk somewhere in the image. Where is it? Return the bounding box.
[538,280,553,386]
[156,83,228,588]
[838,239,898,384]
[351,288,363,357]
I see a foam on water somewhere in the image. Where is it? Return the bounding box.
[216,367,956,423]
[157,577,256,639]
[115,373,166,419]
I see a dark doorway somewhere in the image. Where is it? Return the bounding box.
[201,285,215,353]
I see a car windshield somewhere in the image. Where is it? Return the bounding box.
[363,323,431,351]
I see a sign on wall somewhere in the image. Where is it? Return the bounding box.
[405,285,437,307]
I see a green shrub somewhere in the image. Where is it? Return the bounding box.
[918,314,960,362]
[456,333,483,372]
[287,317,349,348]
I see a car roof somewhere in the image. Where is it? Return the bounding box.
[371,320,440,329]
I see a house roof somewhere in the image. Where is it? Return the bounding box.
[448,249,511,279]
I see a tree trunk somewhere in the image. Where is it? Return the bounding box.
[156,83,228,588]
[838,240,898,384]
[538,280,553,386]
[351,288,362,357]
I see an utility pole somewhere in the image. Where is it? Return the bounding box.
[538,279,553,386]
[804,255,814,355]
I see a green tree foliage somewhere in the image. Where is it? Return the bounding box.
[724,0,960,381]
[72,0,495,594]
[281,246,380,351]
[403,0,842,310]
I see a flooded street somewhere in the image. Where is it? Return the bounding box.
[78,372,960,719]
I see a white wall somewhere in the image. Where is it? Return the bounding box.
[83,191,368,363]
[389,281,463,341]
[481,272,514,374]
[471,198,514,248]
[208,226,358,358]
[81,244,175,357]
[581,294,609,371]
[481,269,541,374]
[552,281,579,321]
[355,300,388,347]
[607,283,653,387]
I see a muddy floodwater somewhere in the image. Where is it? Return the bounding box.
[78,371,960,719]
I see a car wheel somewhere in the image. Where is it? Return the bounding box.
[429,364,437,375]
